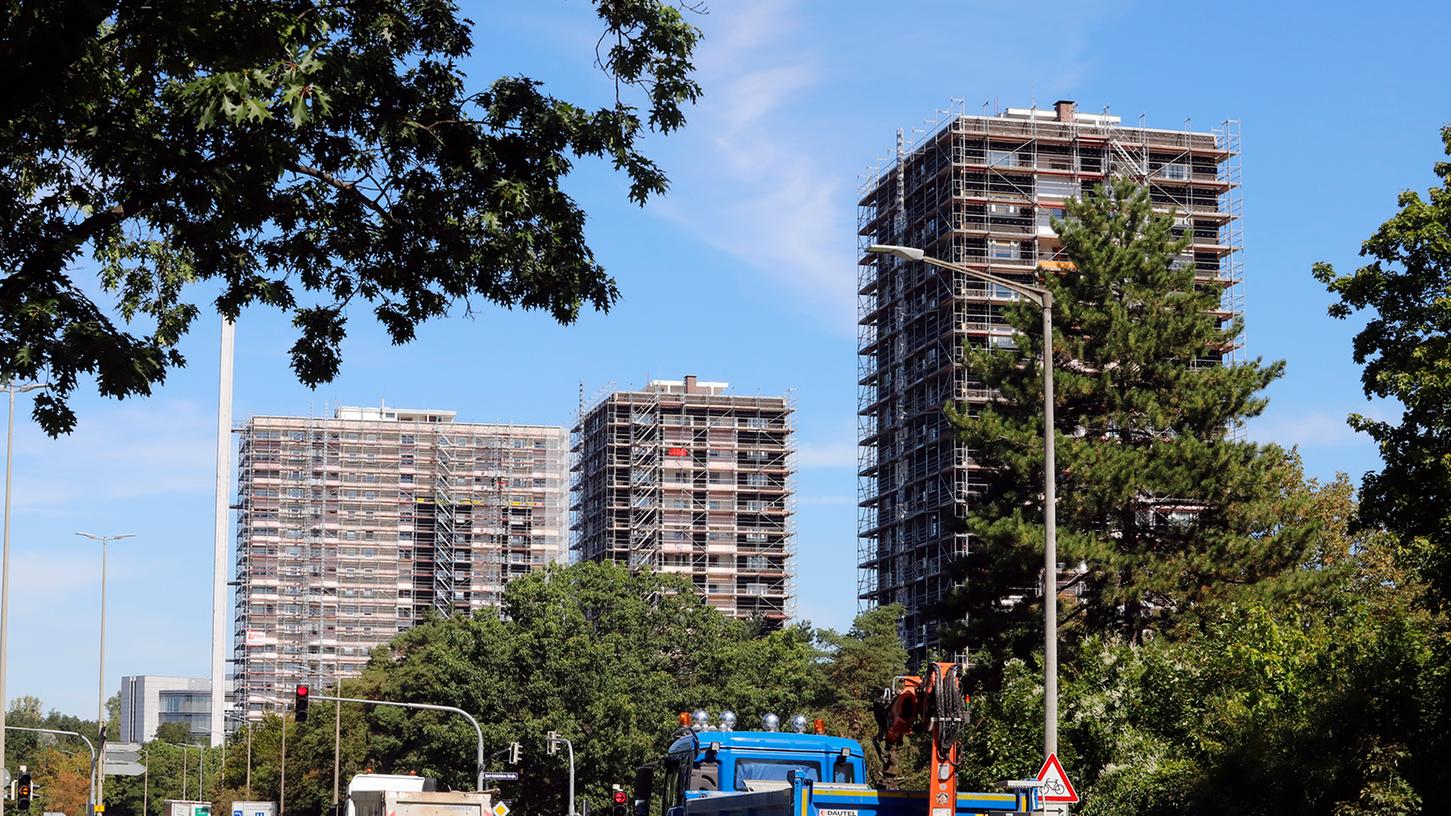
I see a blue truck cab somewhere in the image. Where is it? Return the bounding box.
[634,726,1029,816]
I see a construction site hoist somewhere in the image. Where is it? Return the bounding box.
[874,662,971,816]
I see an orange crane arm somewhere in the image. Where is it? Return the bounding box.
[874,662,970,816]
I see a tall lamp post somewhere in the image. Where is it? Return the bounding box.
[225,711,256,799]
[866,244,1060,764]
[76,531,135,812]
[249,697,292,815]
[0,380,49,816]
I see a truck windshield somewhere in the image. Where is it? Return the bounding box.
[733,759,822,791]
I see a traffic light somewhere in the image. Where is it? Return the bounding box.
[16,770,32,812]
[295,684,310,722]
[609,785,627,816]
[507,742,521,765]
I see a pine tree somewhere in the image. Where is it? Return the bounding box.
[942,179,1318,676]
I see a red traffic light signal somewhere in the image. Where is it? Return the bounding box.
[295,684,310,722]
[612,791,627,805]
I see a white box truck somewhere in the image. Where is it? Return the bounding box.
[345,774,492,816]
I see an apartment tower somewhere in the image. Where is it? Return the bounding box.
[232,406,568,710]
[856,101,1243,655]
[571,376,794,625]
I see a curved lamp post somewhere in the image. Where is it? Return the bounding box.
[866,244,1060,764]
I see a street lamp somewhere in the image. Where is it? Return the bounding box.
[0,380,49,816]
[225,711,256,798]
[248,696,295,815]
[76,531,136,811]
[866,244,1061,764]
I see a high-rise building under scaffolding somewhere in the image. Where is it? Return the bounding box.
[231,406,568,711]
[856,100,1243,657]
[571,376,795,626]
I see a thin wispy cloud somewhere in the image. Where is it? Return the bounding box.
[649,0,857,331]
[1245,406,1392,451]
[12,398,217,512]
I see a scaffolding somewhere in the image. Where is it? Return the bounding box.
[856,100,1245,658]
[232,407,567,713]
[571,376,796,626]
[430,431,458,616]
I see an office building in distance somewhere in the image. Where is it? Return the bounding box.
[119,675,211,743]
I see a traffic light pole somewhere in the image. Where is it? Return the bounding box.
[547,733,575,816]
[306,692,485,792]
[4,726,96,813]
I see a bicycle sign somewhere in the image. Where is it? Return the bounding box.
[1035,753,1079,804]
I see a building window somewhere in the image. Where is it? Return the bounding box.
[1036,178,1080,199]
[987,149,1019,168]
[989,241,1020,260]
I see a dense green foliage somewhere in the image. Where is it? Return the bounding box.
[152,721,194,745]
[185,563,912,816]
[943,178,1317,678]
[957,476,1447,815]
[0,0,701,434]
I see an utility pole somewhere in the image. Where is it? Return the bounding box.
[77,532,135,812]
[866,244,1061,768]
[0,380,49,816]
[246,719,253,798]
[178,744,189,800]
[332,694,341,807]
[279,714,287,816]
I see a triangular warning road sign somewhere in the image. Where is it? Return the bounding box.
[1036,753,1080,804]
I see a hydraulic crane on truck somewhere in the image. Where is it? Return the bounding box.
[874,662,971,816]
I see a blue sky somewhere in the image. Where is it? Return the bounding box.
[7,0,1449,717]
